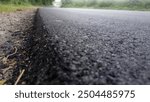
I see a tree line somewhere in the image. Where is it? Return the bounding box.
[61,0,150,9]
[0,0,54,5]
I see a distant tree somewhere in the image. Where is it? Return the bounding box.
[0,0,54,5]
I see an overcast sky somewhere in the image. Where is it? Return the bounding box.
[55,0,61,2]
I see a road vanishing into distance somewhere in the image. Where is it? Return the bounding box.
[26,8,150,85]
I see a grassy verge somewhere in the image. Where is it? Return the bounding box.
[0,4,34,13]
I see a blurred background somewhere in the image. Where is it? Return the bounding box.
[60,0,150,10]
[0,0,54,12]
[0,0,150,10]
[0,0,54,5]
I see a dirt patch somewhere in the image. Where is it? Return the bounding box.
[0,9,36,85]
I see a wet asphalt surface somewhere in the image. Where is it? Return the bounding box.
[26,8,150,85]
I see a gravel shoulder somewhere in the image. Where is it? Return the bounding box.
[0,10,36,85]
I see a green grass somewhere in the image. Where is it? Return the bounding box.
[0,4,35,13]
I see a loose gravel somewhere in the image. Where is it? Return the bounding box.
[0,10,35,84]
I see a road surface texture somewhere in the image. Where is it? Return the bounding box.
[25,8,150,85]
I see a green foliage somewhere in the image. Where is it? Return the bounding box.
[61,0,150,10]
[0,0,54,5]
[97,1,114,7]
[0,0,54,12]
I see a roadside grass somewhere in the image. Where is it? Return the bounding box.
[62,0,150,11]
[0,4,34,13]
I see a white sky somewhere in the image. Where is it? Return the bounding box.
[55,0,61,2]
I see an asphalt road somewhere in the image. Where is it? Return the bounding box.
[27,8,150,85]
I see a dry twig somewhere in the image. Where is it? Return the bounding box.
[14,69,25,85]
